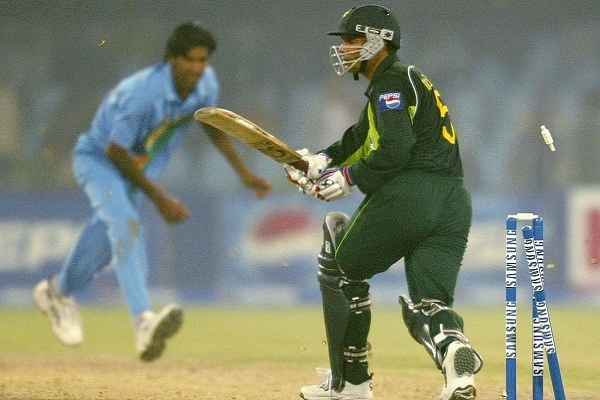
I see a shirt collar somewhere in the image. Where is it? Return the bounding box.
[162,62,182,102]
[365,53,400,97]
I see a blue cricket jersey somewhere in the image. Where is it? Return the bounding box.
[74,62,219,179]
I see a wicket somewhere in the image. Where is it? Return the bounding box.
[505,213,566,400]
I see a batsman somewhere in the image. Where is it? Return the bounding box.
[285,5,482,400]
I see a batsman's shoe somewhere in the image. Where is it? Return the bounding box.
[33,278,83,346]
[299,372,373,400]
[440,341,477,400]
[135,304,183,362]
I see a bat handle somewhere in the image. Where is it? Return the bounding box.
[289,159,309,174]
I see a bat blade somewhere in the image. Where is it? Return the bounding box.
[194,107,308,172]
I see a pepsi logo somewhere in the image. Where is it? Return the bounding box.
[378,92,402,110]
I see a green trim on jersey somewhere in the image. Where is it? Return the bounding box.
[340,103,380,167]
[136,114,193,171]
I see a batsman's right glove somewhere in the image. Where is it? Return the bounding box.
[313,167,353,201]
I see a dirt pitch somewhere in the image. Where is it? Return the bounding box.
[2,355,596,400]
[0,355,492,400]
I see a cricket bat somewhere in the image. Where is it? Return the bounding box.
[194,107,308,173]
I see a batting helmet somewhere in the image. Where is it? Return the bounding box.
[327,5,401,49]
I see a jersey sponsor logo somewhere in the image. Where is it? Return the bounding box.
[378,92,403,111]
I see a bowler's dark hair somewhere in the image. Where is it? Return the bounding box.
[164,22,217,60]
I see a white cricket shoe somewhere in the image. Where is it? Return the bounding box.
[299,370,373,400]
[440,341,477,400]
[135,304,183,362]
[33,278,83,346]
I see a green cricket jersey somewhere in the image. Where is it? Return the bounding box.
[323,54,464,195]
[317,47,477,389]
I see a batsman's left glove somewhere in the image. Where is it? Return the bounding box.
[284,164,315,195]
[298,148,331,180]
[314,167,353,201]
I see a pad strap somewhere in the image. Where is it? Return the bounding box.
[344,292,371,365]
[348,292,371,313]
[344,345,369,363]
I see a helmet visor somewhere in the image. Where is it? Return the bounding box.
[328,31,384,76]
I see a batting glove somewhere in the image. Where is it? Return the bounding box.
[298,148,331,180]
[284,164,315,194]
[314,167,353,201]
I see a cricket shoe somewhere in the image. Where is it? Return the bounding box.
[440,341,477,400]
[299,369,373,400]
[135,304,183,362]
[33,278,83,346]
